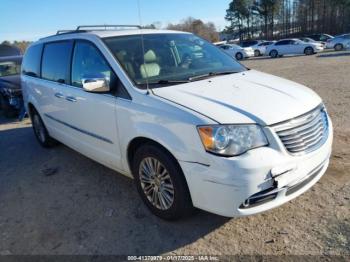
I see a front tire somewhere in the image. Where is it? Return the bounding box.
[254,50,260,57]
[269,50,278,58]
[132,143,193,220]
[334,44,343,51]
[235,52,243,60]
[31,109,57,148]
[304,47,314,55]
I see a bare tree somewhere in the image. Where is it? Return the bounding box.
[167,17,220,42]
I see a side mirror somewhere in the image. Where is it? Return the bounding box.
[82,76,110,93]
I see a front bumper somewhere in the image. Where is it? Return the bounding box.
[179,117,333,217]
[243,51,254,58]
[315,46,324,52]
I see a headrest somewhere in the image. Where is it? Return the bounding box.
[144,50,157,63]
[116,50,127,61]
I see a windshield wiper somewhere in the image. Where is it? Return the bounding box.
[144,79,190,86]
[188,71,239,82]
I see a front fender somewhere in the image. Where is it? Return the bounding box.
[116,96,214,174]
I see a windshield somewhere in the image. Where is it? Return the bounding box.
[0,61,21,77]
[103,33,246,89]
[230,44,241,49]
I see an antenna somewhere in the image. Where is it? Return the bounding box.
[137,0,151,95]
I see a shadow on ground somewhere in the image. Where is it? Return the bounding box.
[0,122,229,255]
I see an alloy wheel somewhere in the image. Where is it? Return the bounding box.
[236,53,243,60]
[335,44,343,51]
[139,157,175,210]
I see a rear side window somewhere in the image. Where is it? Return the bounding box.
[276,40,290,46]
[41,41,72,83]
[22,44,42,77]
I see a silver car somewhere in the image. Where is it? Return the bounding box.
[326,34,350,51]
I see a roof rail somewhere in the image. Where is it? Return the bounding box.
[56,30,87,35]
[76,25,141,30]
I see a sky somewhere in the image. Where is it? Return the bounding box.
[0,0,231,42]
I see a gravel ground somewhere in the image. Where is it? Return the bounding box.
[0,50,349,256]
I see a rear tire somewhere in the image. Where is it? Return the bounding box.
[30,109,57,148]
[269,50,278,58]
[235,52,243,60]
[132,143,193,220]
[304,47,314,55]
[334,44,343,51]
[254,50,260,57]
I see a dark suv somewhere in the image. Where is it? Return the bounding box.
[0,55,23,117]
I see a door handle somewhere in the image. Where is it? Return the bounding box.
[55,92,64,99]
[66,96,77,102]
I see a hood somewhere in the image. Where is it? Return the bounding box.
[153,70,322,125]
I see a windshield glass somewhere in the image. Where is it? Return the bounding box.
[230,44,241,49]
[103,33,246,89]
[0,61,21,77]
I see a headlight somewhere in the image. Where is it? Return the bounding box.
[197,125,268,156]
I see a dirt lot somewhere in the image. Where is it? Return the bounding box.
[0,51,349,256]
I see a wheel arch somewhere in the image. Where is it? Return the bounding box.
[27,102,36,118]
[304,46,314,52]
[127,136,180,175]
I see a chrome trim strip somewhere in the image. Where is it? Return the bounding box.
[44,114,113,144]
[271,104,324,130]
[272,104,329,156]
[277,114,323,136]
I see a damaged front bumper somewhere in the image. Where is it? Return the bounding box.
[179,118,333,217]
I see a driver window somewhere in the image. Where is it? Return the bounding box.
[71,41,117,91]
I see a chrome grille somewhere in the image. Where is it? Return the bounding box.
[273,105,329,155]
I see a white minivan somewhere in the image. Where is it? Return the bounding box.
[22,26,333,220]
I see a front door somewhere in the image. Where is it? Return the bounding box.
[57,40,123,170]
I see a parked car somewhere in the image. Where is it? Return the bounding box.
[0,44,21,57]
[216,44,254,60]
[0,55,23,117]
[306,33,333,43]
[22,26,333,220]
[346,41,350,50]
[266,39,324,58]
[299,37,324,48]
[325,34,350,51]
[250,41,276,56]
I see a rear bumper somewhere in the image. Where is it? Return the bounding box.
[180,117,333,217]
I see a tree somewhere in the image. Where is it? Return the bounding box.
[225,0,248,40]
[13,41,32,53]
[1,40,11,45]
[167,17,220,42]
